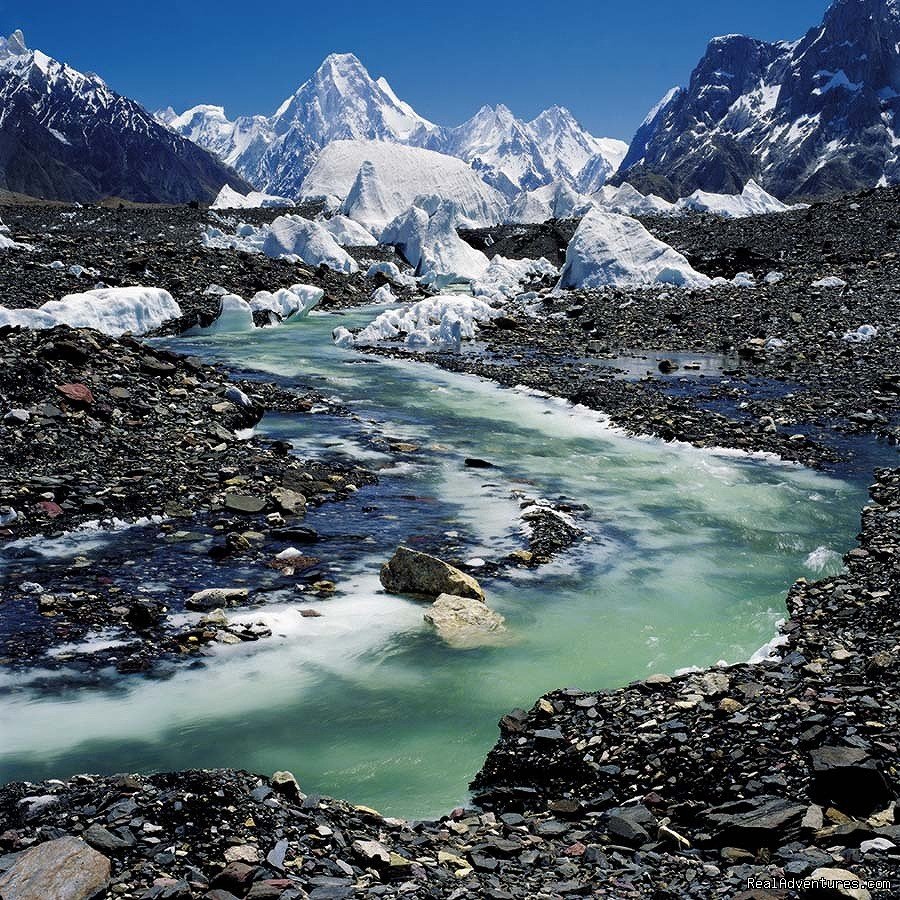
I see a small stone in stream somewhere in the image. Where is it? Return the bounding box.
[810,746,891,815]
[186,588,249,611]
[0,836,110,900]
[55,383,94,405]
[465,457,495,468]
[380,546,485,601]
[270,525,319,543]
[299,608,322,617]
[223,494,266,514]
[271,771,303,801]
[424,593,507,648]
[658,359,678,373]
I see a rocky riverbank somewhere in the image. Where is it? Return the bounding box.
[436,187,900,474]
[0,466,897,898]
[0,204,411,330]
[0,323,376,672]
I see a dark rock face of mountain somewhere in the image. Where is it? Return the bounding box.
[0,31,250,204]
[618,0,900,200]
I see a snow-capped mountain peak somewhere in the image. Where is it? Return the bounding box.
[0,28,249,203]
[0,28,28,64]
[165,51,624,200]
[619,0,900,200]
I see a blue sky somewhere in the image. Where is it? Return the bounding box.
[8,0,830,139]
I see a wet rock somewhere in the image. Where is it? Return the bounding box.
[380,546,485,601]
[423,592,507,648]
[0,836,110,900]
[223,494,267,514]
[186,588,249,611]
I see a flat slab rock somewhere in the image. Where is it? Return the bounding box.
[0,836,110,900]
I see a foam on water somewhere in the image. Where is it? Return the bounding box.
[0,309,872,818]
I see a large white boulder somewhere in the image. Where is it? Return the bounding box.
[424,593,507,649]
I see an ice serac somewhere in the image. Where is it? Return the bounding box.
[320,214,378,247]
[0,31,250,204]
[262,214,359,273]
[0,287,182,335]
[301,140,507,233]
[380,202,490,287]
[211,185,295,209]
[506,180,595,224]
[594,182,675,216]
[673,179,797,217]
[558,208,711,289]
[618,0,900,200]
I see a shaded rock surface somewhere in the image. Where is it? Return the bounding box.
[380,546,485,601]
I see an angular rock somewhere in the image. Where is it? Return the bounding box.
[186,588,249,611]
[380,546,485,601]
[223,494,267,514]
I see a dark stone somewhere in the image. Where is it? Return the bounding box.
[809,746,892,815]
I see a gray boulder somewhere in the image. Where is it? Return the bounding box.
[0,836,110,900]
[380,546,485,601]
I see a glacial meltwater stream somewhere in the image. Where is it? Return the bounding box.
[0,308,874,818]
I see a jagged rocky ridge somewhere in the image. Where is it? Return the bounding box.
[0,31,250,204]
[619,0,900,201]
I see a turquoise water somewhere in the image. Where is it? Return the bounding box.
[0,309,868,818]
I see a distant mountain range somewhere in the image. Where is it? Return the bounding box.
[159,53,628,200]
[3,0,900,208]
[618,0,900,200]
[0,31,249,204]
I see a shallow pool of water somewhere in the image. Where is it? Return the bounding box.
[0,310,871,818]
